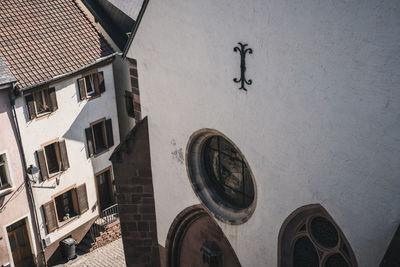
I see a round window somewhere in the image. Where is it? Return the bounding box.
[187,130,256,224]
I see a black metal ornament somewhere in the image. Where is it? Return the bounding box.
[233,42,253,91]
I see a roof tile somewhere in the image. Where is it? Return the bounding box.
[0,0,114,88]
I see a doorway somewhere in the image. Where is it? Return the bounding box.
[95,167,114,211]
[6,218,34,267]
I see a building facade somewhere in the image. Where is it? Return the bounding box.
[0,0,137,265]
[0,60,38,267]
[114,0,400,266]
[13,61,121,264]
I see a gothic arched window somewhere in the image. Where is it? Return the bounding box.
[278,204,357,267]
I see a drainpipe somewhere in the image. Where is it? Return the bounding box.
[8,86,47,267]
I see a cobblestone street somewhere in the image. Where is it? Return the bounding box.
[53,238,125,267]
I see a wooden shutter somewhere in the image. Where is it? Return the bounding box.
[25,95,36,120]
[59,140,69,170]
[85,127,94,157]
[36,149,48,181]
[105,119,114,148]
[48,87,58,111]
[42,201,57,233]
[77,77,87,100]
[98,72,105,93]
[76,183,89,214]
[93,73,100,95]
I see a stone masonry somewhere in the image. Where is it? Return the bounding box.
[110,117,161,267]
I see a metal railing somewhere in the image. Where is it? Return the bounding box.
[89,203,119,241]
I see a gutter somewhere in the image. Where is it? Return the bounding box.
[0,80,18,90]
[19,52,119,93]
[8,83,47,267]
[122,0,149,58]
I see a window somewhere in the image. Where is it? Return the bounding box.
[95,167,115,210]
[125,91,134,118]
[25,87,58,120]
[55,190,76,223]
[36,140,69,180]
[77,71,105,100]
[85,118,114,157]
[203,136,254,208]
[278,205,357,267]
[187,130,256,224]
[0,153,11,191]
[42,184,88,233]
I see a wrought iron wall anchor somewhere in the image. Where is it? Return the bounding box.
[233,42,253,91]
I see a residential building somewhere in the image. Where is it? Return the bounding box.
[111,0,400,266]
[0,0,136,265]
[0,58,38,267]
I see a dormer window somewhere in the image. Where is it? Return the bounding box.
[77,71,105,100]
[25,87,58,120]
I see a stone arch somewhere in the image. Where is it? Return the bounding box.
[278,204,358,267]
[166,204,241,267]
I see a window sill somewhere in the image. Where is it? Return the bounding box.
[0,187,14,197]
[87,93,101,101]
[57,215,79,230]
[35,111,55,121]
[93,147,110,158]
[47,170,66,181]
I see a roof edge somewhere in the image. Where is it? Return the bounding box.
[19,52,120,92]
[0,80,17,90]
[122,0,149,58]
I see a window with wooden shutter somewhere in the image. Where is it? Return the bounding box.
[36,149,48,181]
[42,201,57,233]
[76,183,89,214]
[59,140,69,170]
[48,87,58,112]
[85,127,94,157]
[78,77,87,100]
[25,95,36,120]
[78,72,105,101]
[105,119,114,148]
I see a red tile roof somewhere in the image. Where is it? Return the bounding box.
[0,0,114,89]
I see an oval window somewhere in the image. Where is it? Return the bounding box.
[187,130,256,224]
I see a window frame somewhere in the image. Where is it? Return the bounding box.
[38,138,70,180]
[44,183,88,232]
[187,129,257,225]
[85,118,114,158]
[91,118,108,156]
[0,151,14,196]
[278,204,358,267]
[25,86,58,120]
[77,70,105,101]
[32,88,50,116]
[94,166,116,211]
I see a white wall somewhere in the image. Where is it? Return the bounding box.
[112,56,136,140]
[127,0,400,266]
[14,63,120,245]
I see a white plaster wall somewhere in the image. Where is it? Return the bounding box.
[112,56,136,140]
[14,64,120,245]
[127,0,400,266]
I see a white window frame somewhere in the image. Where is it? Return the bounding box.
[0,150,15,197]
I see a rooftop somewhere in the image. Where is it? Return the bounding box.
[0,0,114,89]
